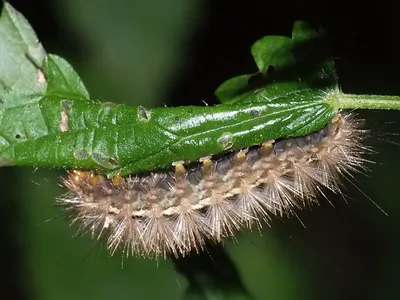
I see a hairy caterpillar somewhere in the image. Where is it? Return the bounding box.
[59,112,368,259]
[0,3,397,262]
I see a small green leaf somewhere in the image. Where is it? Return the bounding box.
[44,54,90,100]
[251,21,320,73]
[213,74,254,102]
[251,36,294,73]
[0,2,46,95]
[215,21,336,104]
[291,21,321,41]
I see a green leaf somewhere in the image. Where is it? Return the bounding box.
[0,94,335,176]
[215,21,337,104]
[251,21,320,73]
[251,35,295,73]
[0,2,47,95]
[0,4,89,167]
[212,74,254,103]
[0,2,48,166]
[44,54,90,100]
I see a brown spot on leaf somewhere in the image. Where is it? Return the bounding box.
[74,148,89,160]
[61,100,72,111]
[37,69,46,84]
[217,133,233,150]
[92,152,119,169]
[137,106,150,121]
[59,111,69,132]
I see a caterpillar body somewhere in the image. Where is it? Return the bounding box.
[60,112,368,259]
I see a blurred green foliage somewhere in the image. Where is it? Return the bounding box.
[1,0,400,300]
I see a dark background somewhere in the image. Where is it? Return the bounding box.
[1,0,399,299]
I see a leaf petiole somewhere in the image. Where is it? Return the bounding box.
[327,88,400,111]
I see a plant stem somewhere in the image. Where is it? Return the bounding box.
[329,89,400,110]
